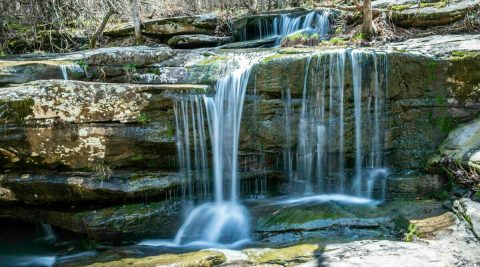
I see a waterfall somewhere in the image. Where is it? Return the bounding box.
[60,65,68,80]
[243,10,330,43]
[351,51,364,196]
[40,223,56,242]
[173,95,210,200]
[285,49,388,200]
[172,56,258,247]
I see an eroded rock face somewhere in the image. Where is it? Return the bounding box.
[391,0,479,28]
[0,81,208,171]
[0,172,181,206]
[0,200,183,240]
[104,15,218,38]
[167,34,234,49]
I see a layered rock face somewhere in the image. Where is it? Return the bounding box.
[0,35,479,239]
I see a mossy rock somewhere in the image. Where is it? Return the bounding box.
[85,250,226,267]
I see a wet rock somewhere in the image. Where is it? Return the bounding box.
[0,172,181,206]
[0,200,183,240]
[167,34,233,49]
[429,116,480,170]
[251,198,446,244]
[386,172,446,200]
[221,37,279,49]
[84,250,226,267]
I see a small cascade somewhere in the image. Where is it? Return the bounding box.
[241,10,330,44]
[172,56,259,247]
[284,49,388,200]
[60,65,69,80]
[40,223,57,242]
[173,95,210,200]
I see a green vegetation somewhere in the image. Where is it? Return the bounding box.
[77,59,89,72]
[450,50,480,60]
[404,222,419,242]
[131,154,144,161]
[322,37,347,46]
[123,63,137,73]
[353,32,364,42]
[433,116,457,133]
[138,113,151,125]
[463,214,472,226]
[435,95,447,105]
[165,120,176,139]
[197,55,227,66]
[391,4,413,11]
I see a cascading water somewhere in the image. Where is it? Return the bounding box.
[283,49,388,201]
[39,223,56,242]
[144,56,262,248]
[173,95,210,201]
[60,65,69,80]
[173,57,255,246]
[240,10,330,45]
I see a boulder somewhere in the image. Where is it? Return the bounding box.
[390,0,480,27]
[167,34,233,49]
[429,117,480,169]
[221,36,279,49]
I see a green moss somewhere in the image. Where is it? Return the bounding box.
[353,32,364,42]
[391,4,413,11]
[86,250,226,267]
[262,54,289,63]
[165,120,175,139]
[321,37,347,46]
[246,244,319,265]
[463,214,473,226]
[285,32,309,42]
[450,50,480,61]
[447,52,480,102]
[427,60,438,82]
[278,48,305,54]
[432,116,457,133]
[131,155,144,161]
[434,95,447,105]
[197,55,227,66]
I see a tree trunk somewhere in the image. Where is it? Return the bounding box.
[132,0,143,45]
[90,7,115,49]
[362,0,374,40]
